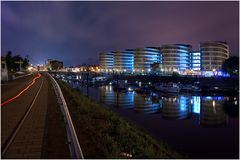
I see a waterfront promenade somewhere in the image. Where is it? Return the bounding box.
[1,73,70,158]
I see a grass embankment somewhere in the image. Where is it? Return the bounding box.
[58,80,182,158]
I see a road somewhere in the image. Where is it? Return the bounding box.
[1,72,71,158]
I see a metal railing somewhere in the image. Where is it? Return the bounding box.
[47,73,84,159]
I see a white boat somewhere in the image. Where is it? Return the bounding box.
[179,82,202,92]
[180,84,193,91]
[192,86,202,92]
[155,82,180,93]
[192,82,202,92]
[91,76,107,83]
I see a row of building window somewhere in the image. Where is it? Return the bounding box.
[99,42,229,73]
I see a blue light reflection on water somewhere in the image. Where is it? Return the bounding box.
[61,78,238,158]
[192,96,201,114]
[99,85,134,109]
[179,96,189,111]
[96,85,232,125]
[69,81,235,126]
[203,96,224,101]
[134,93,161,114]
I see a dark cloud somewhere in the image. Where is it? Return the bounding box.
[1,1,239,66]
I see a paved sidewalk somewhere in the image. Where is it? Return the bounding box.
[2,74,70,158]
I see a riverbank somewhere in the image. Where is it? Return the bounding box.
[58,80,182,158]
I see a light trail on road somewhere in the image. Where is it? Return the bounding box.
[1,73,42,107]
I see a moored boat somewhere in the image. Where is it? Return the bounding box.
[155,82,180,93]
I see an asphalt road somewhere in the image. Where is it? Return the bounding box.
[1,72,70,158]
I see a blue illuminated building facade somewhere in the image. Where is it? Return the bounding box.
[161,44,191,74]
[190,51,201,71]
[99,52,114,72]
[113,49,134,73]
[99,41,230,77]
[134,47,160,73]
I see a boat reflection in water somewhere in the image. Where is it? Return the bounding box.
[162,95,191,120]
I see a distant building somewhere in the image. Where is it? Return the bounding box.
[200,41,229,72]
[99,52,114,72]
[134,47,160,73]
[98,41,230,77]
[161,44,192,74]
[190,51,201,71]
[68,64,100,73]
[47,59,63,71]
[1,57,8,81]
[87,64,100,72]
[113,49,134,73]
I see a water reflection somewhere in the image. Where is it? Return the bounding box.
[68,81,237,127]
[162,95,191,120]
[200,96,227,126]
[99,86,115,106]
[134,94,162,114]
[99,86,134,109]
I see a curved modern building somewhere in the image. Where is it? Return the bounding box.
[200,41,229,71]
[134,47,160,73]
[99,52,114,72]
[161,44,192,73]
[113,49,134,72]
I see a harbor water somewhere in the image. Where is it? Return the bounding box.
[69,80,238,158]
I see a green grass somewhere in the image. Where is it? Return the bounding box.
[58,80,183,158]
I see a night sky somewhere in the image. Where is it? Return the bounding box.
[1,1,239,66]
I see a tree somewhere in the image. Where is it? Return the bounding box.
[5,51,30,72]
[172,71,180,77]
[6,51,14,72]
[22,55,30,69]
[222,56,239,76]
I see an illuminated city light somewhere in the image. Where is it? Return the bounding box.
[128,87,133,91]
[192,96,200,114]
[98,42,229,77]
[139,82,141,87]
[212,100,216,114]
